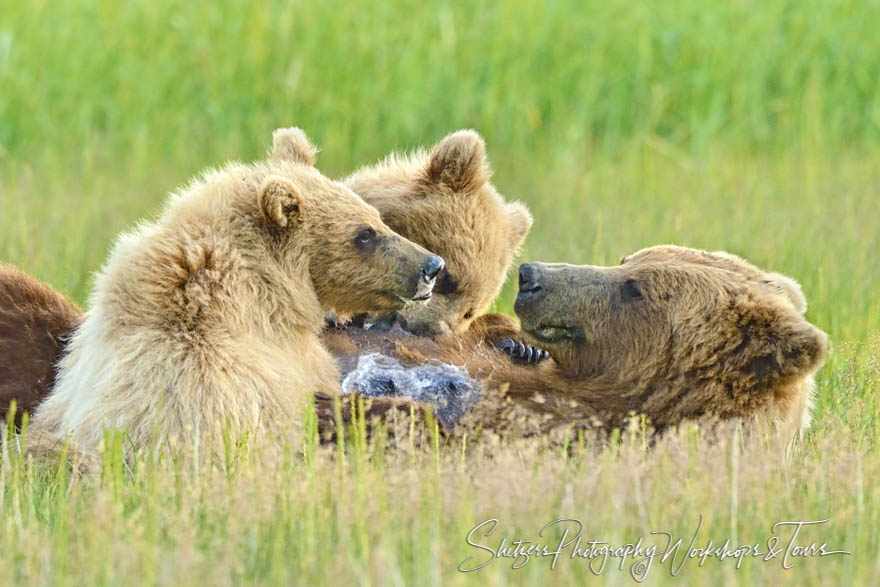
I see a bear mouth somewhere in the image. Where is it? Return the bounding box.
[396,292,432,306]
[525,324,586,344]
[516,285,543,302]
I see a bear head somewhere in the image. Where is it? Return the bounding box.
[264,128,444,317]
[514,245,828,428]
[343,130,532,336]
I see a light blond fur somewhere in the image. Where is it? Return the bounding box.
[29,128,436,458]
[344,130,532,336]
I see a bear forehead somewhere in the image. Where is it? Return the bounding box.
[622,246,769,285]
[311,190,383,219]
[187,162,387,232]
[623,245,725,265]
[614,254,805,320]
[282,174,383,224]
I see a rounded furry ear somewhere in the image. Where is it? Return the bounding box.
[744,319,828,388]
[729,297,828,391]
[506,202,533,249]
[425,129,489,193]
[764,272,808,314]
[269,127,318,166]
[259,176,302,228]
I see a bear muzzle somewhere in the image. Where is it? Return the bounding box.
[410,255,444,302]
[515,262,588,345]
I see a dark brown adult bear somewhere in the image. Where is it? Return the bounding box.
[319,245,829,440]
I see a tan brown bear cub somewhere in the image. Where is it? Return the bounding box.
[343,130,533,336]
[320,245,828,440]
[0,265,82,425]
[27,127,442,457]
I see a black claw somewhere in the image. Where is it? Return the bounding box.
[497,338,550,365]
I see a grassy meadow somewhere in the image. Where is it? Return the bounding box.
[1,0,879,584]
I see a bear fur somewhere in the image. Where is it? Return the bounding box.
[0,243,827,444]
[26,127,439,458]
[0,265,82,425]
[319,245,828,440]
[0,130,527,423]
[343,130,533,336]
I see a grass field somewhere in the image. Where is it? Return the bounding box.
[1,0,879,584]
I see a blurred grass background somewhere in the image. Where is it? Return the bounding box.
[1,0,879,584]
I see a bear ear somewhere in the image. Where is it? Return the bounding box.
[259,176,303,228]
[424,129,489,194]
[763,272,808,314]
[506,202,533,249]
[270,127,318,166]
[734,298,828,389]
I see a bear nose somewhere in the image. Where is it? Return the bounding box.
[518,263,542,292]
[420,255,445,281]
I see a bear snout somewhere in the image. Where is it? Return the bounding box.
[516,263,545,302]
[420,255,444,283]
[408,254,443,302]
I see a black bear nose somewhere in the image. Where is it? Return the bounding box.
[518,263,542,291]
[421,255,444,281]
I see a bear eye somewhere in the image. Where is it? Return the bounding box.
[621,279,643,301]
[354,227,377,251]
[463,309,474,320]
[434,269,458,295]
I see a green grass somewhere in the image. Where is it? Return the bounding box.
[1,0,879,584]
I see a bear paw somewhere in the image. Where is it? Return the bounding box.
[496,338,549,364]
